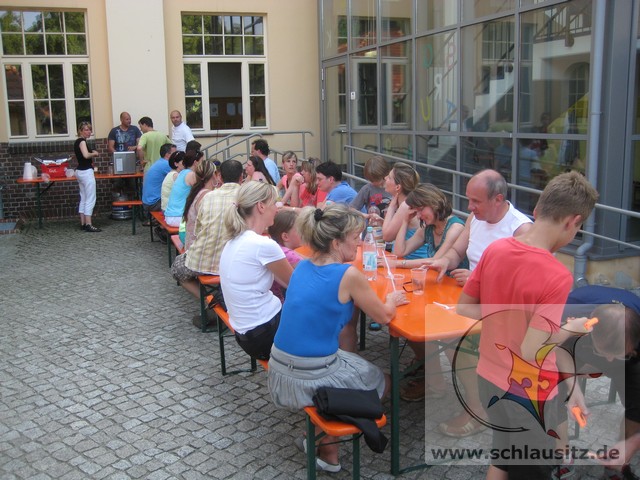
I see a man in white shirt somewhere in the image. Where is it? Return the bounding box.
[170,110,194,152]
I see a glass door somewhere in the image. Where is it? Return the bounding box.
[322,59,348,166]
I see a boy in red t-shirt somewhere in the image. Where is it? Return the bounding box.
[457,171,598,480]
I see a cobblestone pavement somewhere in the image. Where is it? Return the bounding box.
[0,218,635,479]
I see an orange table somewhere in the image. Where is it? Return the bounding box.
[17,173,143,228]
[383,269,480,475]
[293,245,480,474]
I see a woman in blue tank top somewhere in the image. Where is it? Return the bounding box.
[164,149,203,226]
[268,203,408,473]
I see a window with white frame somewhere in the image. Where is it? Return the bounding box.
[182,14,266,131]
[0,10,91,140]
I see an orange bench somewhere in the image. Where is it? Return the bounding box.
[198,274,221,333]
[212,303,257,375]
[112,200,143,235]
[150,211,179,267]
[254,346,384,479]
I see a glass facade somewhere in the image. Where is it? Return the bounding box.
[320,0,640,252]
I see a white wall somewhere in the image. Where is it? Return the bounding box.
[105,0,170,134]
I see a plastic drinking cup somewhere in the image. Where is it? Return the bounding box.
[411,268,426,295]
[392,273,405,290]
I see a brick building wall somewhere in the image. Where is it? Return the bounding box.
[1,139,138,222]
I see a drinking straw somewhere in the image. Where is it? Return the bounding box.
[382,254,396,292]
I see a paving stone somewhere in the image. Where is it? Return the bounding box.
[0,219,634,479]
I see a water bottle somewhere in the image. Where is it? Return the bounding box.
[368,202,383,243]
[363,226,377,281]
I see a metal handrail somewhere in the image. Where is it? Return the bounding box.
[343,144,640,253]
[200,130,313,163]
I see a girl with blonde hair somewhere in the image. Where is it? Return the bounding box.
[219,181,293,360]
[268,203,407,472]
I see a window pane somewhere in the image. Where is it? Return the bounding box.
[0,11,22,32]
[417,0,457,32]
[184,64,201,95]
[224,36,242,55]
[208,62,242,130]
[73,64,89,98]
[2,33,23,54]
[183,36,202,55]
[381,0,412,41]
[64,12,85,33]
[182,15,202,34]
[46,33,64,54]
[244,16,263,36]
[44,11,62,32]
[244,37,264,56]
[381,40,411,127]
[48,64,64,98]
[34,100,51,134]
[463,0,514,22]
[8,101,27,136]
[75,99,91,125]
[185,98,203,129]
[351,0,377,50]
[203,15,221,35]
[25,34,44,55]
[416,31,458,132]
[4,64,23,100]
[354,56,377,126]
[417,134,457,192]
[250,96,266,127]
[23,12,42,33]
[224,16,242,35]
[50,100,67,134]
[66,34,86,55]
[462,18,515,133]
[321,0,347,58]
[31,65,47,98]
[204,36,223,55]
[519,2,592,134]
[249,64,265,94]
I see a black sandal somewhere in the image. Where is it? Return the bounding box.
[84,225,102,232]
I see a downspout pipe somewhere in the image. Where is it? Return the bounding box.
[574,0,605,286]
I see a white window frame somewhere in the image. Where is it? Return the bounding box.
[183,57,269,133]
[0,9,91,141]
[2,58,91,140]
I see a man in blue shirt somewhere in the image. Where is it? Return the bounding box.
[563,285,640,480]
[142,143,176,215]
[316,161,357,205]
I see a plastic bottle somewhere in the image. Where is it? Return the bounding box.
[368,202,384,243]
[362,226,377,281]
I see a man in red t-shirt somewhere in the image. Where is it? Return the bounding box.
[457,171,598,479]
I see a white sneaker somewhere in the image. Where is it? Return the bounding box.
[294,436,341,473]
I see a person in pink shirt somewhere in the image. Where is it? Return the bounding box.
[268,210,303,302]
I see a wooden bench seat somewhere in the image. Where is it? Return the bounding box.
[112,200,143,235]
[150,211,179,267]
[254,346,384,479]
[212,303,257,375]
[198,274,220,333]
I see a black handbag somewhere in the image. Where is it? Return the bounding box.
[312,386,388,453]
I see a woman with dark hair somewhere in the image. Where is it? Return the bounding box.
[179,159,219,249]
[164,149,203,226]
[267,203,407,472]
[393,183,467,270]
[74,121,101,232]
[244,155,276,185]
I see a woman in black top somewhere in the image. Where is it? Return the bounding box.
[74,122,101,232]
